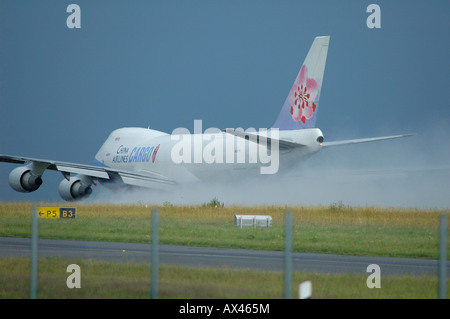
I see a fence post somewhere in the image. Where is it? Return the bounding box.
[284,211,292,299]
[439,214,447,299]
[30,207,38,299]
[150,208,159,299]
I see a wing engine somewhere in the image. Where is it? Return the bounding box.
[58,175,93,201]
[9,166,43,193]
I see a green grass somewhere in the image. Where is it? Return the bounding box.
[1,257,447,299]
[1,202,448,259]
[1,202,449,299]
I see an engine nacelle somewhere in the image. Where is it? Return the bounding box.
[9,166,43,193]
[58,175,93,201]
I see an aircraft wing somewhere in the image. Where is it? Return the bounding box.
[321,134,416,148]
[0,154,177,187]
[223,130,305,150]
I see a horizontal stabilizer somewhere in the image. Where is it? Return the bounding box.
[322,134,416,148]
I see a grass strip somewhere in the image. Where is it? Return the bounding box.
[0,257,447,299]
[0,202,448,259]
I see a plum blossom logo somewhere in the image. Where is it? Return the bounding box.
[289,65,319,124]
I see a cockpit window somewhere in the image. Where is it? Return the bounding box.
[317,136,324,143]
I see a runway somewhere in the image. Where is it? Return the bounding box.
[0,237,447,277]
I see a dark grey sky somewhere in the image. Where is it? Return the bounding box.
[1,1,449,207]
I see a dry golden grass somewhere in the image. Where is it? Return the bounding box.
[1,201,445,226]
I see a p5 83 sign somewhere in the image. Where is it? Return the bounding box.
[38,207,76,219]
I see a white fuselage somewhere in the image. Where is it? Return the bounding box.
[93,127,324,187]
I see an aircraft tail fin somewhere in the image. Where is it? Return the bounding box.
[272,36,329,130]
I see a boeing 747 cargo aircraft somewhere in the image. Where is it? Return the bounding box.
[0,36,413,201]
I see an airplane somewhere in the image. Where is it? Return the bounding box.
[0,36,414,201]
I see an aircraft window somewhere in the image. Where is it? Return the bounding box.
[115,137,120,141]
[317,136,324,143]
